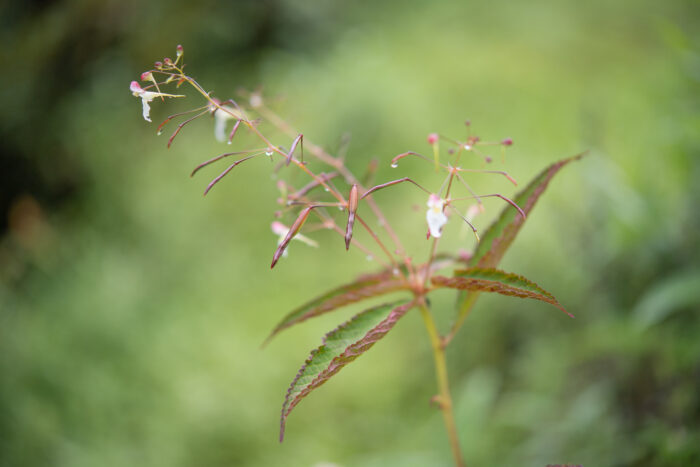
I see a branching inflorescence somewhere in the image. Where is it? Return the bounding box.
[131,45,584,467]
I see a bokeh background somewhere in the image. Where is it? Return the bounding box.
[2,0,699,466]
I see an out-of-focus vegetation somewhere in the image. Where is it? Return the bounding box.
[1,0,698,466]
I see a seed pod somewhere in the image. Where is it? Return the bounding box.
[271,206,314,268]
[286,134,303,166]
[345,184,359,250]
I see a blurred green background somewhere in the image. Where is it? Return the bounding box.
[1,0,699,466]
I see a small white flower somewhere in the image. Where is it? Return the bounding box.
[426,194,448,238]
[130,81,183,122]
[210,100,248,142]
[271,221,318,257]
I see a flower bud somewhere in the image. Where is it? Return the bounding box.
[176,44,184,57]
[154,61,163,69]
[501,138,513,146]
[141,71,153,81]
[427,133,439,145]
[163,57,173,66]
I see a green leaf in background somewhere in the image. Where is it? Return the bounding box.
[279,300,414,441]
[451,154,585,336]
[264,271,410,344]
[633,269,700,328]
[434,268,572,317]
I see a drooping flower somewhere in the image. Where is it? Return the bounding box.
[426,194,448,238]
[209,99,248,142]
[130,81,183,122]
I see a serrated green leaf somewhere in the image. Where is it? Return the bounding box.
[279,300,413,441]
[452,153,585,333]
[265,270,409,344]
[434,268,572,317]
[471,152,586,269]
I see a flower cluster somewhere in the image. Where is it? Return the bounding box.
[128,45,522,270]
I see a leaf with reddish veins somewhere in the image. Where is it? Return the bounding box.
[434,268,572,317]
[454,153,586,319]
[279,300,414,441]
[264,269,410,344]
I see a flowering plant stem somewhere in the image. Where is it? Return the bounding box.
[418,299,465,467]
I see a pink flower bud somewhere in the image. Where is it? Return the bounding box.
[140,71,153,81]
[502,138,513,146]
[154,61,163,69]
[176,44,184,57]
[163,57,172,66]
[130,81,142,93]
[427,133,439,145]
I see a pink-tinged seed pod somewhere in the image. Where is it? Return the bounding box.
[176,44,184,57]
[286,134,303,166]
[271,206,314,268]
[502,138,513,146]
[427,133,439,144]
[345,184,359,250]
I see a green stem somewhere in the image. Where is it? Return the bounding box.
[418,300,465,467]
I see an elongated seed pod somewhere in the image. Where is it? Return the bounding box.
[345,184,359,250]
[286,134,303,166]
[271,206,314,268]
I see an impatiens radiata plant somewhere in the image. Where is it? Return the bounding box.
[130,45,585,466]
